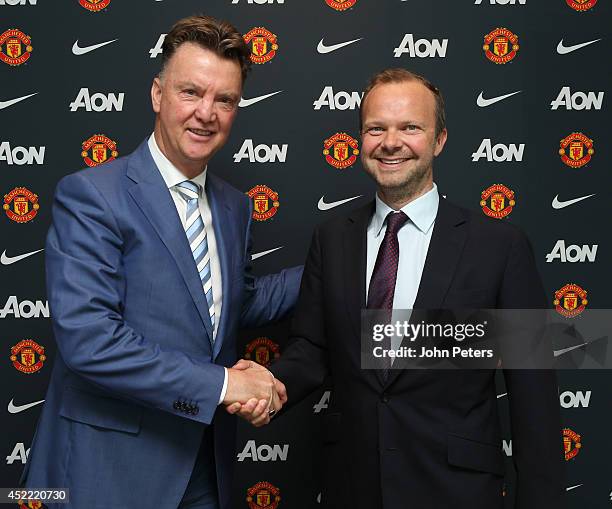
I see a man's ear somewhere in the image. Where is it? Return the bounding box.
[434,128,448,157]
[151,77,162,114]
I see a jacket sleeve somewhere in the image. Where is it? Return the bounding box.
[269,226,330,409]
[46,173,225,425]
[500,229,566,509]
[240,199,303,328]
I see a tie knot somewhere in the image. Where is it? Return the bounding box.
[385,211,408,235]
[175,180,201,201]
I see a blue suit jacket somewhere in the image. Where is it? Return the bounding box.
[22,140,302,508]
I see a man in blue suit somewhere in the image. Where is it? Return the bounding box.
[21,15,301,509]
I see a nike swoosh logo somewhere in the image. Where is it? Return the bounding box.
[251,246,283,261]
[556,38,601,55]
[239,90,282,108]
[1,249,44,266]
[566,484,583,492]
[0,92,38,111]
[8,398,45,414]
[476,90,522,107]
[318,195,362,211]
[496,393,507,399]
[72,38,118,56]
[317,37,363,54]
[552,194,595,210]
[554,342,588,357]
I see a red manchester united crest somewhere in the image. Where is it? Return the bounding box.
[554,283,587,318]
[243,27,278,65]
[82,134,118,167]
[3,187,39,223]
[247,185,280,221]
[246,481,281,509]
[0,29,33,66]
[559,132,594,168]
[10,339,46,374]
[483,28,519,64]
[480,184,515,219]
[325,0,358,11]
[566,0,597,11]
[323,132,359,169]
[17,500,44,509]
[79,0,112,12]
[245,337,281,368]
[563,428,582,460]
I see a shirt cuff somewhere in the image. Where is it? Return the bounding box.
[218,367,228,405]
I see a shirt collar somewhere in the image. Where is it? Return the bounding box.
[147,133,207,192]
[371,183,439,237]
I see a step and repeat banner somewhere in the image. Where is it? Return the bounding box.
[1,0,610,507]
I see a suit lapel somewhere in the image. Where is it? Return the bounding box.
[412,198,469,310]
[385,198,469,388]
[126,141,214,343]
[343,202,385,387]
[206,174,235,360]
[344,202,373,340]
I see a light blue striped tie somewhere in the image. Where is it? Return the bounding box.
[175,180,215,335]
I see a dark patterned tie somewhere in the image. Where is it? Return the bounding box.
[367,211,408,381]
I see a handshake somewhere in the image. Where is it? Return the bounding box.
[222,359,287,427]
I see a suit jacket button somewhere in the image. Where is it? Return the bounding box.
[193,407,199,415]
[381,393,389,403]
[173,401,181,410]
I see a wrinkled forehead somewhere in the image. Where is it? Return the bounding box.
[162,42,243,87]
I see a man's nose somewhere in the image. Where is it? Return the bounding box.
[381,129,401,151]
[194,97,216,123]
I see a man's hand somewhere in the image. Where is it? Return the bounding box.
[224,359,287,427]
[223,359,275,407]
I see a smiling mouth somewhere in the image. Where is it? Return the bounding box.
[377,158,409,165]
[188,128,215,137]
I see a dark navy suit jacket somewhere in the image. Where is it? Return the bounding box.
[272,197,565,509]
[22,140,302,508]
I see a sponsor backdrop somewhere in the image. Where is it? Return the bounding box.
[0,0,610,507]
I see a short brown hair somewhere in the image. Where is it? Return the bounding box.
[160,15,251,83]
[360,68,446,138]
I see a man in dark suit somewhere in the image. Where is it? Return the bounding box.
[231,68,565,508]
[22,15,301,509]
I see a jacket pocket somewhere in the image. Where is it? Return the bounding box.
[59,386,142,434]
[447,433,505,475]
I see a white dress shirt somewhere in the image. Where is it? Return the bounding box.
[148,134,228,403]
[366,183,439,353]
